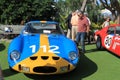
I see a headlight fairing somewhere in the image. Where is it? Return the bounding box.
[10,50,20,60]
[69,51,77,60]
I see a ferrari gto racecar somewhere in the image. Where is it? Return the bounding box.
[94,24,120,56]
[8,21,79,75]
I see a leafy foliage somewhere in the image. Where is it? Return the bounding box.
[0,0,58,24]
[99,0,120,23]
[91,22,102,30]
[56,0,83,29]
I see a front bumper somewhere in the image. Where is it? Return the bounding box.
[12,56,76,75]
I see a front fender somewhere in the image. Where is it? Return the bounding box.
[8,35,23,54]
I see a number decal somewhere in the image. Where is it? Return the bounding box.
[40,45,47,53]
[49,45,60,53]
[30,45,60,53]
[29,45,36,53]
[40,45,60,53]
[105,36,112,46]
[104,35,113,48]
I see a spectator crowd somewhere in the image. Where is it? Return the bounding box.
[66,10,91,53]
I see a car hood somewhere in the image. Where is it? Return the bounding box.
[21,34,76,60]
[8,34,78,67]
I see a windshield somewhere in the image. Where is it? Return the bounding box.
[23,22,63,34]
[116,26,120,35]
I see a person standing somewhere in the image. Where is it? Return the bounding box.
[66,12,72,39]
[71,10,79,41]
[84,12,91,44]
[76,10,90,53]
[102,17,111,28]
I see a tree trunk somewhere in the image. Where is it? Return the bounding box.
[80,0,87,12]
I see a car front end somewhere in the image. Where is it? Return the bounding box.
[8,33,79,75]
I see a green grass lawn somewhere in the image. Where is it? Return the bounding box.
[0,40,120,80]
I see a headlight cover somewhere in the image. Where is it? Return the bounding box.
[10,50,20,60]
[69,51,77,60]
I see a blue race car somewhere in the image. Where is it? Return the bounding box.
[8,21,79,75]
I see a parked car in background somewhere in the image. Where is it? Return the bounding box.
[8,21,80,75]
[94,24,120,56]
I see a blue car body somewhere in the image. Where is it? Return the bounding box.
[8,21,79,75]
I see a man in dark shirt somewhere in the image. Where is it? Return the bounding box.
[66,12,72,39]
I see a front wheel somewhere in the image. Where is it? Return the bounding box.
[96,36,103,50]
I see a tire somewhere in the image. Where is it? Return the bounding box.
[96,36,103,50]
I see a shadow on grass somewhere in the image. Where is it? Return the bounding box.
[0,43,6,51]
[86,48,106,54]
[107,50,120,59]
[24,54,98,80]
[85,43,106,54]
[2,68,19,77]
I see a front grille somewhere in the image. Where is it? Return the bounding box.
[33,66,57,73]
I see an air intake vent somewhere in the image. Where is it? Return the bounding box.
[30,56,38,60]
[41,56,49,60]
[33,66,57,73]
[52,56,60,60]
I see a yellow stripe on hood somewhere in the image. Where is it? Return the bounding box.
[33,34,58,65]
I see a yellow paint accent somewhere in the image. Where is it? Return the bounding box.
[40,21,47,23]
[13,34,75,74]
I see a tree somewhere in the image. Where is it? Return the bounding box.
[56,0,85,29]
[80,0,87,11]
[99,0,120,23]
[86,0,101,23]
[0,0,58,24]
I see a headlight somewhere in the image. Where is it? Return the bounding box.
[69,51,77,60]
[10,50,20,60]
